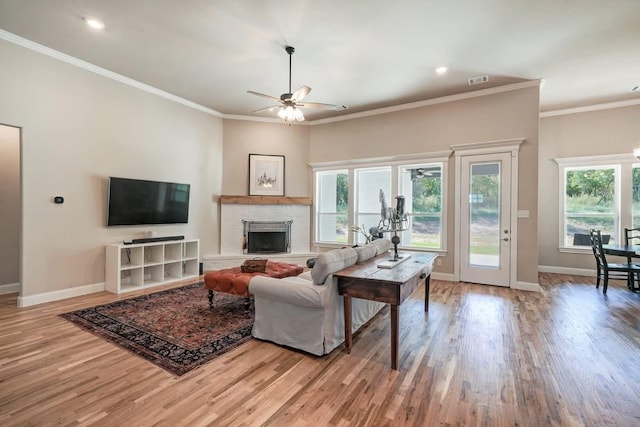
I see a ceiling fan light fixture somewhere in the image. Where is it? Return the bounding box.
[277,105,305,122]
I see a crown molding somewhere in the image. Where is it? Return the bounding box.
[0,29,222,117]
[540,98,640,117]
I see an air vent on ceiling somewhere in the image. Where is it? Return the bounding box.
[468,75,489,85]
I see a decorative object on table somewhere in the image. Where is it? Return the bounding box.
[241,258,267,273]
[248,154,285,196]
[350,224,374,244]
[59,283,253,376]
[247,46,347,123]
[377,190,409,262]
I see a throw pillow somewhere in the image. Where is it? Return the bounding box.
[241,258,267,273]
[310,247,358,285]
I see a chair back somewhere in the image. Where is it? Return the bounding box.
[590,229,608,268]
[624,227,640,245]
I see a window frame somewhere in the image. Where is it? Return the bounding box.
[314,169,349,245]
[311,152,450,253]
[555,153,634,253]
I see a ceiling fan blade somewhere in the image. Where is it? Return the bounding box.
[291,85,311,102]
[247,90,281,102]
[298,102,348,111]
[252,105,281,113]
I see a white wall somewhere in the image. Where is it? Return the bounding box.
[0,125,20,286]
[538,105,640,271]
[0,40,223,298]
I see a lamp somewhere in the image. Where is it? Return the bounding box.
[634,148,640,158]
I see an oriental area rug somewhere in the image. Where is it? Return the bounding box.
[59,282,253,376]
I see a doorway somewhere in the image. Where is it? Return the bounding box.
[459,153,512,286]
[0,124,21,295]
[453,139,523,288]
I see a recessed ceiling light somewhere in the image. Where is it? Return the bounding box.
[84,17,105,30]
[435,66,448,75]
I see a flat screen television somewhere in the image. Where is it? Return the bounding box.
[107,177,190,226]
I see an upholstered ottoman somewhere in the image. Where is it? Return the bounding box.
[204,261,303,309]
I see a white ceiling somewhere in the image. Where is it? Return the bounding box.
[1,0,639,121]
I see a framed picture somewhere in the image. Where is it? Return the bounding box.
[248,154,285,196]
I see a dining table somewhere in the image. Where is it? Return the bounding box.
[602,244,640,291]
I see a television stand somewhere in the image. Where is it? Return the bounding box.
[106,239,199,294]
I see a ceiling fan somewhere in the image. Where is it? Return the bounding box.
[247,46,347,122]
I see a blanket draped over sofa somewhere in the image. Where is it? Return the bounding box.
[249,239,391,356]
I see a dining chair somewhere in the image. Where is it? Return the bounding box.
[622,227,640,267]
[590,229,640,294]
[624,227,640,245]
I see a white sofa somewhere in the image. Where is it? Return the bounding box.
[249,239,391,356]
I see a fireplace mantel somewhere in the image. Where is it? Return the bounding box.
[219,195,312,205]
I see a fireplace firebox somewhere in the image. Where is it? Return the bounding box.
[242,220,293,254]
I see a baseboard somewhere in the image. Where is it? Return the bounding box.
[17,282,105,307]
[512,281,543,292]
[0,282,20,295]
[431,272,456,282]
[538,265,595,277]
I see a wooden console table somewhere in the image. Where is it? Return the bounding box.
[335,252,437,370]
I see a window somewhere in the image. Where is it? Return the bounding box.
[399,164,443,249]
[633,166,640,228]
[315,170,348,243]
[354,167,391,244]
[313,154,448,251]
[555,154,636,250]
[563,166,618,246]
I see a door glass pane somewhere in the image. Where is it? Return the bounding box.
[469,162,500,268]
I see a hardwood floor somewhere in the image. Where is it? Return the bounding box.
[2,274,640,426]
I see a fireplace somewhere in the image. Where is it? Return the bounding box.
[242,220,293,254]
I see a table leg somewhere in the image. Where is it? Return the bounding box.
[424,274,431,312]
[344,295,352,354]
[390,304,399,370]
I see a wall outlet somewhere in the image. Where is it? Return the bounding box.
[436,258,442,266]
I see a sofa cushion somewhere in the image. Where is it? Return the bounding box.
[372,238,391,255]
[354,244,377,264]
[310,247,358,285]
[298,270,313,282]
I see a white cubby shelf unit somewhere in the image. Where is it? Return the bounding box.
[106,239,200,294]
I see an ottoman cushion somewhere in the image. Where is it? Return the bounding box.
[204,261,303,297]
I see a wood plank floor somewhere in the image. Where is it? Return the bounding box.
[2,274,640,426]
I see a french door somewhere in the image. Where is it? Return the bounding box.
[459,152,512,286]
